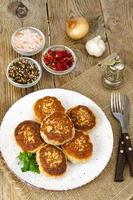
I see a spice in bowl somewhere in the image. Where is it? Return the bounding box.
[11,27,45,56]
[7,57,42,88]
[42,45,76,75]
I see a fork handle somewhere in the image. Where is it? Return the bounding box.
[123,133,133,176]
[115,136,126,181]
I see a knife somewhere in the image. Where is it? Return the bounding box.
[122,95,133,176]
[115,136,126,181]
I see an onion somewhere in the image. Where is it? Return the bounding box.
[66,17,89,40]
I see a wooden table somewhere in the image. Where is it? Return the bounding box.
[0,0,133,199]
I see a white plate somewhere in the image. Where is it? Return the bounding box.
[0,89,113,191]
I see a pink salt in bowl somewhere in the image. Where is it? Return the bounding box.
[11,27,45,56]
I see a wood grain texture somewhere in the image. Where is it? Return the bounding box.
[0,1,52,199]
[0,0,54,122]
[100,0,133,68]
[0,0,133,199]
[48,0,110,87]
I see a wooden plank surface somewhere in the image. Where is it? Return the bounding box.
[0,0,133,199]
[48,0,110,87]
[100,0,133,68]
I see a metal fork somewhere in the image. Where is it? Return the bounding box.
[111,92,126,181]
[111,93,124,128]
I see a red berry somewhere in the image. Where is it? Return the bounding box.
[48,49,54,55]
[63,50,68,56]
[59,58,65,63]
[44,49,74,71]
[48,55,55,61]
[56,63,63,71]
[67,52,72,58]
[44,60,50,65]
[62,62,68,70]
[56,51,63,58]
[67,61,73,67]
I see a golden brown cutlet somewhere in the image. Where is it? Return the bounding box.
[40,112,75,145]
[15,120,44,152]
[62,130,93,163]
[67,105,96,131]
[33,96,65,122]
[36,144,67,177]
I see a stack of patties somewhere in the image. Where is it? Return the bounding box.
[34,96,73,177]
[15,96,95,178]
[62,105,95,163]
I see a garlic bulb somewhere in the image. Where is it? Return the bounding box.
[85,36,105,57]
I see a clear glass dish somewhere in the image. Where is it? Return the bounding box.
[6,57,42,88]
[11,27,45,56]
[41,45,77,75]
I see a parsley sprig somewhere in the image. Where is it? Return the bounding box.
[18,152,40,173]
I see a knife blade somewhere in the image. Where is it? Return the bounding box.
[123,95,130,132]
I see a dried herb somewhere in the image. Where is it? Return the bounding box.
[8,59,40,84]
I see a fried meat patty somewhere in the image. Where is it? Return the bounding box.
[67,105,96,131]
[36,144,67,177]
[34,96,65,122]
[62,130,93,163]
[15,120,44,152]
[40,112,75,145]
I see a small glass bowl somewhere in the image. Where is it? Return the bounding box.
[6,57,42,88]
[41,45,77,75]
[11,27,45,56]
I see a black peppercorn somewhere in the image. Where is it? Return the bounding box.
[8,58,40,84]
